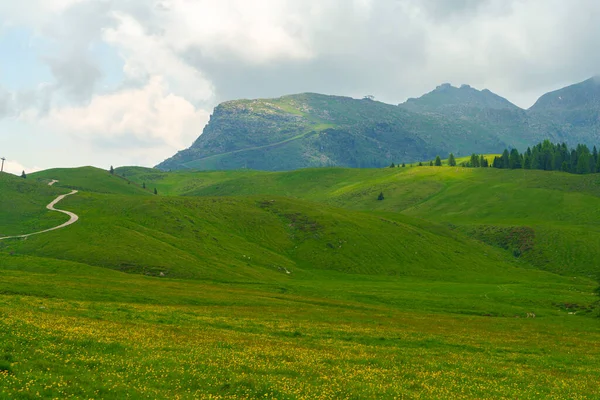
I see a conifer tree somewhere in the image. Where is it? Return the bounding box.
[377,191,384,201]
[21,170,26,179]
[509,149,522,169]
[448,153,456,167]
[435,156,442,166]
[501,149,510,169]
[109,166,114,175]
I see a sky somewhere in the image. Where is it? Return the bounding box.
[0,0,599,175]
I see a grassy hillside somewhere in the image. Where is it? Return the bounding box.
[0,172,69,236]
[120,165,600,279]
[0,189,539,284]
[1,166,599,398]
[31,167,151,196]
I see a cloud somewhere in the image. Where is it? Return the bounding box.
[1,0,600,171]
[43,76,209,165]
[102,11,214,104]
[0,87,13,117]
[41,1,116,103]
[1,158,42,175]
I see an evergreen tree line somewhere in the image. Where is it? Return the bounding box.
[391,140,600,175]
[489,140,600,174]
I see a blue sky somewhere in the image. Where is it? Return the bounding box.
[0,0,599,175]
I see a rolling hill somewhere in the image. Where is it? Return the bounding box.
[157,77,600,171]
[1,165,599,398]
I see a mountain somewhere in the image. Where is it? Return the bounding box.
[401,83,520,114]
[527,77,600,144]
[530,77,600,112]
[157,78,600,171]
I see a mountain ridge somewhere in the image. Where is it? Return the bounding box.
[158,77,600,171]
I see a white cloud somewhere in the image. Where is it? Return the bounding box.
[159,0,315,64]
[1,159,42,175]
[43,76,209,164]
[102,11,214,104]
[1,0,600,170]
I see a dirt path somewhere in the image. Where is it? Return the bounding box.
[48,180,59,186]
[0,190,79,241]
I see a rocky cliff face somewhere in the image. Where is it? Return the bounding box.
[157,78,600,171]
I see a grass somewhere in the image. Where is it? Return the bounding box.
[0,172,68,236]
[117,165,600,279]
[1,254,599,399]
[1,164,599,398]
[31,167,151,196]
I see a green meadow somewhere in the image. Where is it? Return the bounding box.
[0,165,598,398]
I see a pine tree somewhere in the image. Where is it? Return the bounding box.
[377,191,384,201]
[21,170,26,179]
[448,153,456,167]
[429,161,433,166]
[154,188,158,195]
[142,182,146,189]
[389,163,395,168]
[501,149,510,169]
[576,152,591,174]
[401,163,406,167]
[509,149,522,169]
[418,162,423,166]
[479,155,486,168]
[492,156,502,169]
[480,156,489,168]
[109,166,114,175]
[435,156,442,166]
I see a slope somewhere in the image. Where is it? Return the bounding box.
[119,165,600,279]
[528,76,600,144]
[1,168,599,398]
[0,188,535,283]
[0,172,70,236]
[31,166,151,196]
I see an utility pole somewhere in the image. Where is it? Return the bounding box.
[0,157,5,173]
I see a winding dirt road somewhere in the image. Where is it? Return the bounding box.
[0,188,79,241]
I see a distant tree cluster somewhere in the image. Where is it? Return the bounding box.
[462,153,489,168]
[392,141,600,176]
[491,140,600,174]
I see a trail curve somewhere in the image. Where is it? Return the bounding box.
[0,190,79,241]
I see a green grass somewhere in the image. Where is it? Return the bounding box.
[117,165,600,279]
[0,172,69,236]
[1,165,599,398]
[0,254,598,399]
[31,167,151,196]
